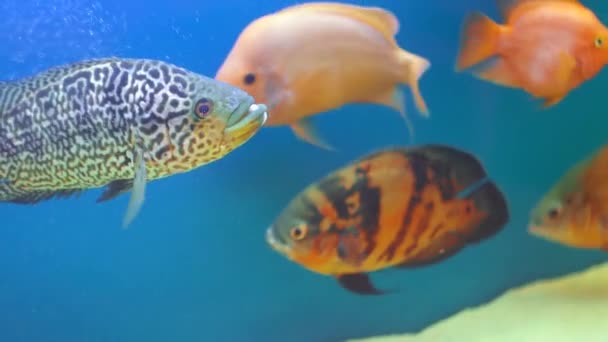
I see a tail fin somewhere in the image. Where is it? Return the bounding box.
[455,12,503,71]
[406,144,510,240]
[392,145,509,269]
[398,50,431,117]
[463,180,510,243]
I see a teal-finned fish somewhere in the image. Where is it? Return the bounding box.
[0,58,268,227]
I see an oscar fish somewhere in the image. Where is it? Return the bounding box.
[215,2,430,149]
[266,145,509,295]
[529,145,608,250]
[0,58,268,227]
[455,0,608,108]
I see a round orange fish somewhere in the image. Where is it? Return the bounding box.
[529,145,608,250]
[456,0,608,107]
[266,145,509,295]
[215,2,431,149]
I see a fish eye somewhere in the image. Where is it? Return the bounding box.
[595,37,604,48]
[194,98,214,119]
[289,225,308,241]
[243,73,256,85]
[547,206,562,220]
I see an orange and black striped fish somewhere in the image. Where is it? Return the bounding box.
[265,145,509,295]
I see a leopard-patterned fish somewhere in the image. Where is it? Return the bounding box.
[0,57,268,227]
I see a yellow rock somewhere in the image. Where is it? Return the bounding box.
[349,262,608,342]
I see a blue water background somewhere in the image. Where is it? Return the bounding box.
[0,0,607,341]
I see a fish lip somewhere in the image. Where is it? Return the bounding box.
[527,224,544,236]
[265,225,290,255]
[225,98,268,132]
[527,224,537,233]
[221,102,268,151]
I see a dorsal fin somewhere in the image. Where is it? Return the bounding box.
[278,2,400,41]
[497,0,581,21]
[582,145,608,212]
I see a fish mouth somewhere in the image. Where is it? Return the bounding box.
[528,224,553,240]
[226,99,268,131]
[528,224,543,236]
[265,225,291,256]
[224,101,268,146]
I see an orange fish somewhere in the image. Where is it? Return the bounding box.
[265,145,509,295]
[529,145,608,250]
[455,0,608,107]
[215,2,431,150]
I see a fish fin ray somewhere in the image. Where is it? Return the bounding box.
[265,73,292,111]
[542,95,566,108]
[456,12,503,71]
[398,50,431,116]
[2,189,84,204]
[406,144,489,192]
[470,56,520,88]
[279,3,399,40]
[122,147,147,228]
[366,87,416,143]
[290,118,335,151]
[336,273,385,295]
[497,0,580,21]
[96,179,133,203]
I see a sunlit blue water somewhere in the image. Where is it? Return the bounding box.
[0,1,607,341]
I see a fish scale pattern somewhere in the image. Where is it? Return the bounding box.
[0,58,239,203]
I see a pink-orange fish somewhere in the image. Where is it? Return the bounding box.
[529,145,608,250]
[456,0,608,107]
[215,2,431,149]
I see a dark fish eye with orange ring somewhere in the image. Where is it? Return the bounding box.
[595,37,604,47]
[290,224,308,240]
[547,207,561,219]
[194,98,214,120]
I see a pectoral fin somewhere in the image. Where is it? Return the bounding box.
[336,273,384,295]
[290,118,335,151]
[122,147,147,228]
[97,179,133,203]
[557,52,577,84]
[336,228,366,267]
[541,52,576,108]
[367,87,415,142]
[264,70,292,112]
[472,57,520,88]
[542,95,566,108]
